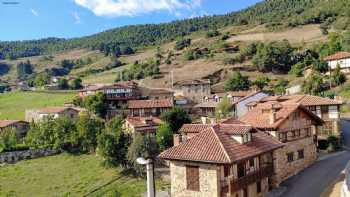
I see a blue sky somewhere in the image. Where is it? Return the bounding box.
[0,0,262,41]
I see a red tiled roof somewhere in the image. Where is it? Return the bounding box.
[179,124,212,133]
[228,91,256,97]
[128,99,174,109]
[260,95,342,106]
[324,52,350,61]
[221,118,246,125]
[126,117,163,128]
[232,91,263,105]
[39,107,77,114]
[159,124,283,164]
[0,120,27,128]
[239,103,323,129]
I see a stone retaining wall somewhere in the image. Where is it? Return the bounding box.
[0,148,59,164]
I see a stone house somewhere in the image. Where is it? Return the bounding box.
[173,79,211,104]
[239,101,324,185]
[324,51,350,73]
[124,116,163,137]
[256,95,343,143]
[128,99,174,117]
[26,107,80,122]
[0,120,29,138]
[159,123,283,197]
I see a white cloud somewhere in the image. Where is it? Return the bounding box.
[74,0,202,17]
[72,12,82,24]
[30,8,39,16]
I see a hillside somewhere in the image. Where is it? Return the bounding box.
[0,0,349,95]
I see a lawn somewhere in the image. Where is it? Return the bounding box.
[0,153,169,197]
[0,91,76,120]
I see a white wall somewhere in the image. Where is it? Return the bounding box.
[328,58,350,70]
[236,92,269,117]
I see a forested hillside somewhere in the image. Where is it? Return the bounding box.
[0,0,349,59]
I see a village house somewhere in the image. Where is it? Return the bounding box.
[173,79,211,104]
[159,123,283,197]
[26,107,80,122]
[78,84,105,97]
[0,120,29,138]
[139,87,174,101]
[124,116,163,137]
[239,101,324,185]
[194,91,269,118]
[324,51,350,73]
[128,99,174,117]
[254,95,343,145]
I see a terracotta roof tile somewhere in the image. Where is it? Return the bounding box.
[179,124,212,133]
[128,99,174,109]
[0,120,27,128]
[324,51,350,61]
[194,101,218,108]
[239,103,323,129]
[126,117,163,128]
[39,107,77,114]
[159,124,283,164]
[260,95,342,106]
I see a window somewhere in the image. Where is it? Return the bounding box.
[291,131,296,137]
[249,158,255,167]
[224,165,231,177]
[237,162,245,178]
[306,128,312,137]
[296,129,301,137]
[292,112,299,120]
[257,181,262,193]
[278,133,287,142]
[186,166,200,191]
[287,152,294,163]
[298,149,304,159]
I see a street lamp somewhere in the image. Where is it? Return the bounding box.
[136,157,155,197]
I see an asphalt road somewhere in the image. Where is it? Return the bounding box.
[280,119,350,197]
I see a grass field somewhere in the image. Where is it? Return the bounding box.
[0,91,76,120]
[0,153,169,197]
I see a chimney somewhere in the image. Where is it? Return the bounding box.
[269,110,276,125]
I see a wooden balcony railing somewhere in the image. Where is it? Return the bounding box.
[220,165,274,194]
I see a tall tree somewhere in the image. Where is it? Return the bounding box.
[161,107,191,133]
[224,71,251,91]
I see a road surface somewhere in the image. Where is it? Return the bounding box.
[279,119,350,197]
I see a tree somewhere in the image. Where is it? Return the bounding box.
[52,116,77,150]
[25,117,56,149]
[69,78,83,90]
[161,107,191,133]
[303,71,324,95]
[312,59,328,73]
[224,71,251,91]
[156,123,173,151]
[216,97,233,118]
[16,61,33,80]
[175,38,191,50]
[58,78,69,90]
[0,128,18,153]
[331,64,347,86]
[252,41,294,73]
[76,112,104,152]
[83,92,108,118]
[127,133,158,176]
[274,79,289,95]
[34,72,50,87]
[289,62,304,77]
[253,76,270,90]
[98,116,129,167]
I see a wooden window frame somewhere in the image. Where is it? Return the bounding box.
[257,181,262,193]
[186,165,200,191]
[287,152,294,163]
[298,149,304,159]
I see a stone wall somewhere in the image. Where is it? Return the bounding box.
[231,177,269,197]
[170,161,220,197]
[272,136,317,186]
[0,148,59,164]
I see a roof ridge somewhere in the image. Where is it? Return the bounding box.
[210,126,232,163]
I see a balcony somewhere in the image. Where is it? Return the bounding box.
[220,165,274,194]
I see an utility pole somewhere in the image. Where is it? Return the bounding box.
[137,158,155,197]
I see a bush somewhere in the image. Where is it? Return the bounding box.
[206,30,220,38]
[156,123,173,151]
[0,128,18,153]
[327,135,340,152]
[161,107,191,133]
[224,71,251,91]
[289,62,305,77]
[175,38,191,50]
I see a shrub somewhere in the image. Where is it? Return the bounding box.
[0,128,18,153]
[224,71,251,91]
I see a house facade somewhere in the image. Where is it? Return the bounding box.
[239,102,324,185]
[324,51,350,72]
[0,120,29,138]
[26,107,80,122]
[159,123,283,197]
[128,99,174,117]
[139,87,174,101]
[257,95,343,142]
[174,79,211,104]
[124,116,163,136]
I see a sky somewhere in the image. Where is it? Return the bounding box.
[0,0,262,41]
